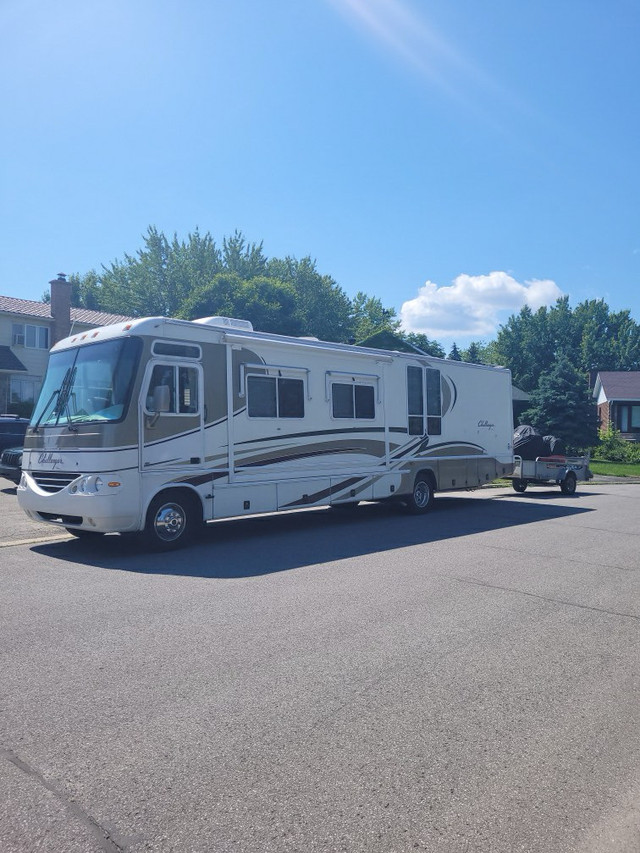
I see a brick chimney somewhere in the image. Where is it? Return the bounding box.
[50,273,71,344]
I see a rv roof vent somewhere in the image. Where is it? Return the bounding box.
[193,316,254,332]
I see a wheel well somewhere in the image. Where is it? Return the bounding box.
[145,487,203,525]
[416,468,437,491]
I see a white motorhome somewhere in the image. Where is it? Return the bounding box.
[18,316,514,549]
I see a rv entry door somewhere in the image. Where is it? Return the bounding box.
[140,360,205,472]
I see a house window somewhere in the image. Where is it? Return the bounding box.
[619,404,640,433]
[406,366,442,435]
[247,375,304,418]
[331,382,375,419]
[12,323,49,349]
[10,376,39,405]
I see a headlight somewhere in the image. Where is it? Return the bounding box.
[70,475,104,494]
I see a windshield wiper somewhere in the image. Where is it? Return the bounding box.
[32,389,59,433]
[32,366,77,432]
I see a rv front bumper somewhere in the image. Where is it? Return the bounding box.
[17,470,142,533]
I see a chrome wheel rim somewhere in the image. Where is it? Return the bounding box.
[153,502,187,542]
[414,481,430,508]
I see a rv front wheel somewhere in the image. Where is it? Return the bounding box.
[143,491,201,550]
[405,474,435,514]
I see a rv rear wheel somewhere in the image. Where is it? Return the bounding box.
[405,473,435,514]
[512,479,528,493]
[143,490,201,550]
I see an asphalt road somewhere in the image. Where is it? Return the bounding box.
[1,481,639,853]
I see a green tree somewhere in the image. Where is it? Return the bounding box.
[265,256,352,341]
[462,342,482,364]
[494,296,640,390]
[403,333,445,358]
[448,343,462,361]
[222,231,267,279]
[180,272,301,335]
[520,355,598,452]
[350,292,400,342]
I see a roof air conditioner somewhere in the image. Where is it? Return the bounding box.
[193,316,254,332]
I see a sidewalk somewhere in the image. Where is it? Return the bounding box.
[590,474,640,484]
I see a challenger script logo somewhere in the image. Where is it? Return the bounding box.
[477,420,495,429]
[38,452,64,468]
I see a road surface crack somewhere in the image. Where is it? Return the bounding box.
[447,575,640,622]
[1,746,125,852]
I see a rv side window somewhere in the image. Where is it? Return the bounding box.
[247,375,304,418]
[426,368,442,435]
[407,366,424,435]
[406,366,442,435]
[146,364,199,415]
[331,382,375,419]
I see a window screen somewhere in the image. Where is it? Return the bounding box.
[247,375,304,418]
[407,366,424,435]
[332,383,375,419]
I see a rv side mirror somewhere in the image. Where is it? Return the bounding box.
[152,384,171,413]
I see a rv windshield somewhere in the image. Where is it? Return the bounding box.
[31,337,142,428]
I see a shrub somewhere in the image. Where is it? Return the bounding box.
[593,427,640,463]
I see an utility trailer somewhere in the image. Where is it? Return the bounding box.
[509,455,592,495]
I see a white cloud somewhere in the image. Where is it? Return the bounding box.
[400,271,564,340]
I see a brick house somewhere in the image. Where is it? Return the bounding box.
[0,275,132,414]
[592,371,640,441]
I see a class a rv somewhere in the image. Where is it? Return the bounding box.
[17,316,515,549]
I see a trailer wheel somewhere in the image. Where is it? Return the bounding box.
[560,472,577,495]
[142,490,202,550]
[512,479,528,493]
[405,473,435,514]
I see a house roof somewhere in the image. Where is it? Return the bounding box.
[0,345,27,372]
[356,329,428,354]
[0,295,132,326]
[593,371,640,401]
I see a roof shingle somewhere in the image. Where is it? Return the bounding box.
[596,371,640,400]
[0,295,132,326]
[0,345,28,372]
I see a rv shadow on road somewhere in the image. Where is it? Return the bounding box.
[32,491,595,579]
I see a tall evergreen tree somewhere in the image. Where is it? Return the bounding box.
[462,342,482,364]
[520,355,598,452]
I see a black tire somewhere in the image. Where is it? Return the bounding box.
[65,528,103,539]
[560,472,577,495]
[512,479,528,493]
[142,490,202,551]
[404,473,435,514]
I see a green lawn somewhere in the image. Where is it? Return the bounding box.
[589,460,640,477]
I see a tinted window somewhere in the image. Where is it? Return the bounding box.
[278,378,304,418]
[332,383,354,418]
[332,383,375,419]
[248,375,304,418]
[354,385,375,419]
[247,376,277,417]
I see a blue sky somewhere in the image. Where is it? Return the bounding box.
[2,0,639,347]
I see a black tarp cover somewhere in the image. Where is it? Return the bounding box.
[513,425,565,460]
